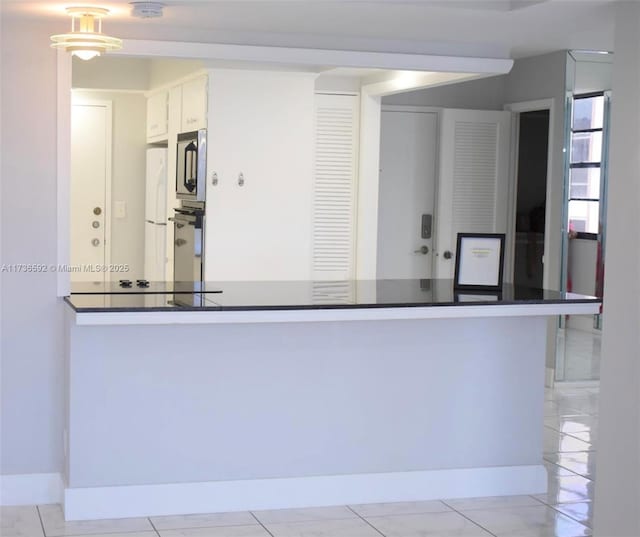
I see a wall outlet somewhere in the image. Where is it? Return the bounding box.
[115,201,127,219]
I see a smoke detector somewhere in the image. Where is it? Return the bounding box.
[130,2,165,19]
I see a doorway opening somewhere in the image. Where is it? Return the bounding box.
[513,109,550,289]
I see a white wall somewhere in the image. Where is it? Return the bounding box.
[73,91,148,281]
[572,58,613,94]
[67,316,547,487]
[72,57,150,91]
[1,20,64,476]
[568,239,597,296]
[566,238,598,332]
[314,74,362,93]
[593,3,640,535]
[149,59,206,90]
[381,75,506,109]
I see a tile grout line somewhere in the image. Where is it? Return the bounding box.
[542,455,593,479]
[345,505,387,537]
[147,516,161,536]
[33,504,161,537]
[529,495,593,531]
[546,502,594,530]
[249,510,276,537]
[543,459,582,478]
[563,431,596,444]
[35,505,47,537]
[440,500,499,537]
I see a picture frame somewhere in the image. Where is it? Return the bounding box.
[453,233,506,291]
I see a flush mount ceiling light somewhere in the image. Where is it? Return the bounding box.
[50,6,122,61]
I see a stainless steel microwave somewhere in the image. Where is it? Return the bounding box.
[176,129,206,201]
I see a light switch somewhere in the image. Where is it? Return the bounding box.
[115,201,127,219]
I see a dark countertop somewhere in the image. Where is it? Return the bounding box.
[70,281,223,294]
[64,280,601,313]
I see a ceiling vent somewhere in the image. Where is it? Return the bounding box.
[130,2,165,19]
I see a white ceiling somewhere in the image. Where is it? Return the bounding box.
[2,0,616,59]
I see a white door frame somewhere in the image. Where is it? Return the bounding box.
[504,98,555,289]
[71,97,113,277]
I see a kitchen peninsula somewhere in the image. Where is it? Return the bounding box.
[63,280,600,521]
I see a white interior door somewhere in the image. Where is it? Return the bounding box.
[71,102,111,283]
[434,108,511,279]
[377,109,438,279]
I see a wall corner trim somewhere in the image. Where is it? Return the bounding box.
[0,473,64,506]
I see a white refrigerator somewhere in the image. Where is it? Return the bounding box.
[144,148,168,281]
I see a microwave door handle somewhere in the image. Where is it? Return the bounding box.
[184,142,197,191]
[190,144,197,183]
[183,144,189,190]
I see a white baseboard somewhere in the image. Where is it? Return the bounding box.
[1,473,64,506]
[65,465,547,521]
[555,380,600,389]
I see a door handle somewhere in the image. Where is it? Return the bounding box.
[175,238,187,246]
[414,245,429,255]
[443,250,453,260]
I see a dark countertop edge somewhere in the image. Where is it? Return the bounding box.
[70,290,225,295]
[63,296,602,314]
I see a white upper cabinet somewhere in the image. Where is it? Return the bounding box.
[146,91,168,141]
[181,75,208,133]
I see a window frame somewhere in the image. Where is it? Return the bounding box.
[568,91,606,240]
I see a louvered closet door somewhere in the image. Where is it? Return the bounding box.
[313,93,360,281]
[434,109,512,278]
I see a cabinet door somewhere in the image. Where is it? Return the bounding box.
[146,91,168,140]
[181,76,208,132]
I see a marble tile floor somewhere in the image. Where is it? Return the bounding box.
[1,385,598,537]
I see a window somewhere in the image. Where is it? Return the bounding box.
[568,93,606,238]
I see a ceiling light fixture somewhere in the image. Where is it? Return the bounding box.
[50,7,122,61]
